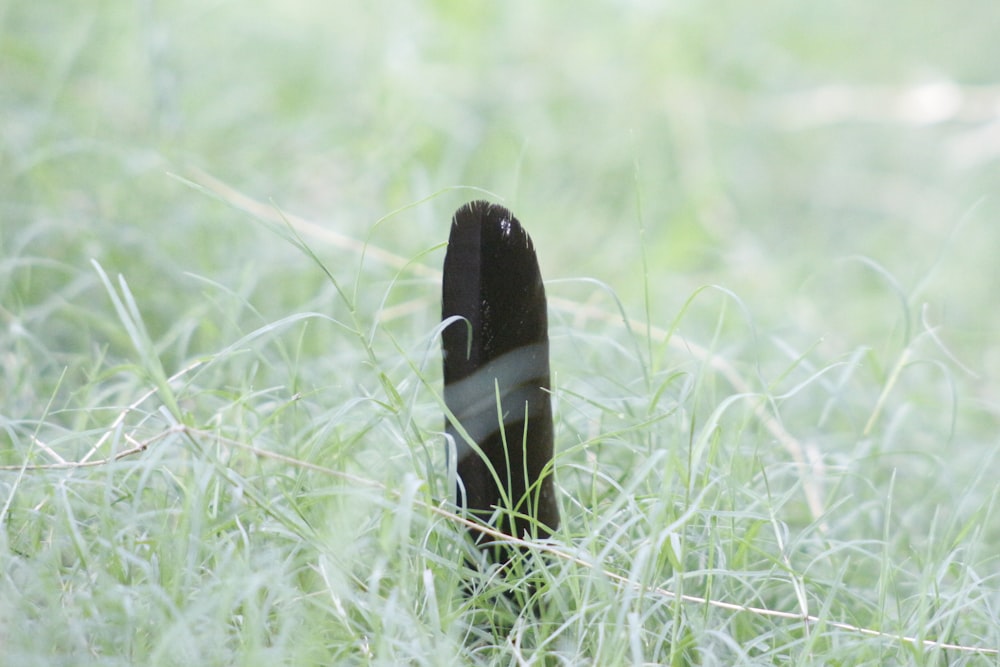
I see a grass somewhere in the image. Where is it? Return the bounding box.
[2,1,1000,665]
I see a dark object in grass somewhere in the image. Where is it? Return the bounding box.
[442,201,559,563]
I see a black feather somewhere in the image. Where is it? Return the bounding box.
[442,200,559,557]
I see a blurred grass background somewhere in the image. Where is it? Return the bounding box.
[6,1,1000,352]
[2,1,999,664]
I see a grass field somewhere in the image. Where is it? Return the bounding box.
[2,2,999,665]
